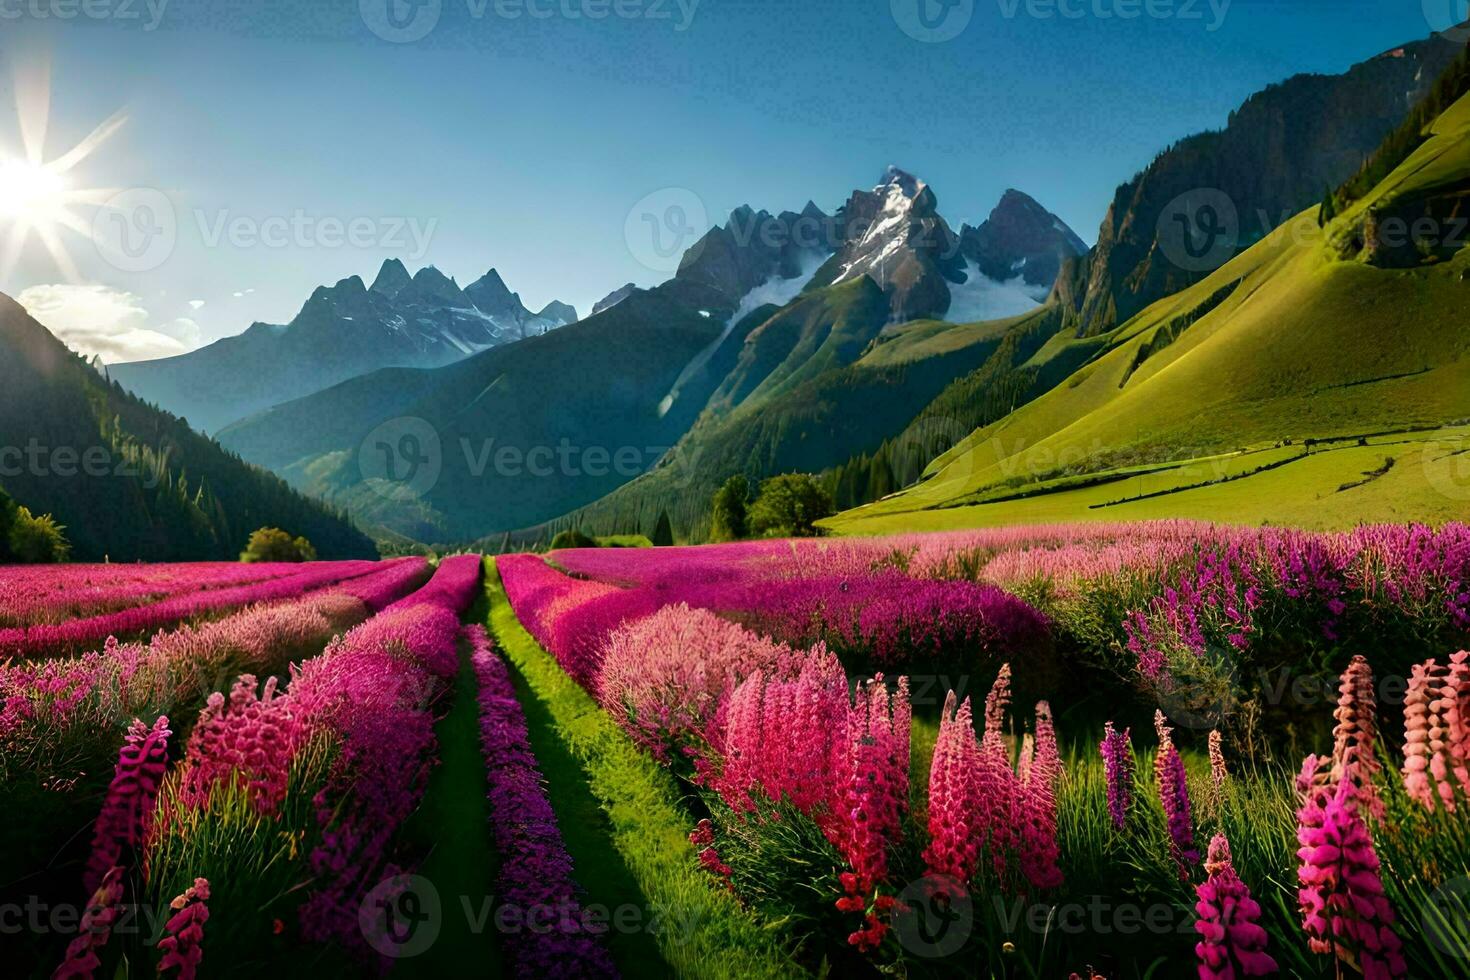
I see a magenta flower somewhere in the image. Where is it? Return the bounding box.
[179,674,310,814]
[1018,701,1063,890]
[1099,721,1133,831]
[85,715,171,891]
[157,878,211,980]
[1154,711,1198,874]
[597,603,805,764]
[1193,833,1278,978]
[1296,777,1406,978]
[52,866,125,980]
[924,691,983,889]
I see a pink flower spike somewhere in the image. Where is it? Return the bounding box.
[1194,833,1278,979]
[157,878,211,980]
[1296,778,1406,978]
[1154,711,1198,874]
[85,715,171,892]
[1099,721,1133,831]
[52,866,125,980]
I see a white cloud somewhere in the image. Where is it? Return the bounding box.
[944,261,1048,324]
[232,288,255,298]
[17,283,202,364]
[188,299,205,310]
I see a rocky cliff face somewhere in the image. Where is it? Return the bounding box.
[1054,35,1463,336]
[958,188,1087,294]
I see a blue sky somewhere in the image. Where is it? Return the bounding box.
[0,0,1452,361]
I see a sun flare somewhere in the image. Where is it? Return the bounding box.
[0,158,68,222]
[0,58,127,282]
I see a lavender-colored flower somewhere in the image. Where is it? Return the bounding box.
[468,625,617,978]
[1154,711,1198,874]
[1099,721,1133,831]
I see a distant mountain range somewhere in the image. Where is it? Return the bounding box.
[213,171,1085,542]
[31,29,1467,551]
[0,293,375,561]
[109,261,577,433]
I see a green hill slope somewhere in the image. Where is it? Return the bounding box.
[552,279,1057,541]
[828,91,1470,535]
[0,293,376,561]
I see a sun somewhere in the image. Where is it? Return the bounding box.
[0,57,127,282]
[0,158,68,222]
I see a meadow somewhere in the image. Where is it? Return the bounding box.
[2,521,1468,978]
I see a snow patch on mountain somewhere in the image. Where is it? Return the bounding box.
[658,256,823,418]
[944,260,1048,323]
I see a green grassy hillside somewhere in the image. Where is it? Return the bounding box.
[827,93,1470,536]
[0,294,376,560]
[557,279,1056,541]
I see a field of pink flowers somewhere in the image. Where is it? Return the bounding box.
[4,554,628,979]
[0,559,396,659]
[495,521,1470,977]
[5,521,1469,978]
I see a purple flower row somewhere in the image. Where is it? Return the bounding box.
[0,561,309,628]
[467,624,617,978]
[0,558,407,660]
[0,559,429,745]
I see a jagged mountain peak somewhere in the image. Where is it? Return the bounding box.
[370,257,412,297]
[675,201,838,306]
[537,300,578,324]
[811,167,963,321]
[592,283,638,316]
[465,268,519,315]
[958,190,1087,293]
[110,260,575,433]
[876,165,925,199]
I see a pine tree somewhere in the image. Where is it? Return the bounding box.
[651,510,675,547]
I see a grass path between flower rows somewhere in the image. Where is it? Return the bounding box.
[401,602,506,977]
[483,557,806,979]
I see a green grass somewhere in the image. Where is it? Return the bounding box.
[827,94,1470,536]
[825,426,1470,536]
[400,631,505,978]
[595,534,653,548]
[483,558,805,979]
[500,638,670,972]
